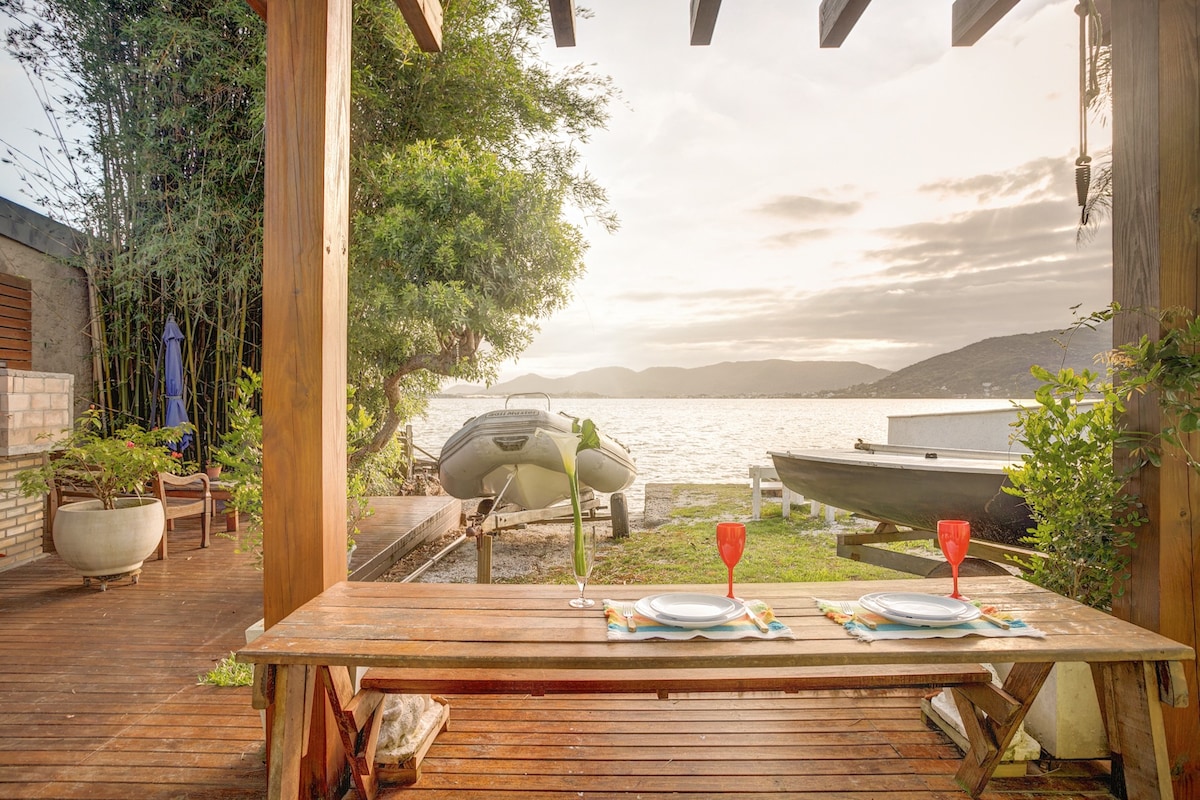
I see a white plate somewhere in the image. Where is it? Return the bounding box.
[635,595,746,629]
[859,592,978,620]
[647,593,739,621]
[859,592,980,628]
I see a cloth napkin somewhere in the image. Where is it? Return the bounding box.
[815,598,1046,642]
[603,598,795,641]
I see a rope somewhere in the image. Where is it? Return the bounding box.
[1075,2,1094,224]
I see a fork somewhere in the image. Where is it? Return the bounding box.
[622,602,637,632]
[838,600,876,630]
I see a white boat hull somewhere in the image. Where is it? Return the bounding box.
[438,408,636,509]
[770,443,1031,544]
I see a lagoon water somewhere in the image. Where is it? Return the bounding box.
[413,396,1020,515]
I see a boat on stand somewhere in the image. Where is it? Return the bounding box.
[770,441,1035,575]
[438,394,637,532]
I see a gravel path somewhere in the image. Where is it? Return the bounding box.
[379,484,680,584]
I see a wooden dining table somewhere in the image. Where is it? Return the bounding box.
[237,575,1193,800]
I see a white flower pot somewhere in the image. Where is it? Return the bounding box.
[52,497,165,577]
[992,661,1108,759]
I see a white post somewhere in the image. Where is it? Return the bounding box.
[750,467,763,521]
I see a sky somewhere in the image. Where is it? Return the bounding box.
[0,0,1112,382]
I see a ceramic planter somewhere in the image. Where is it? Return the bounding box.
[992,661,1108,759]
[52,497,165,578]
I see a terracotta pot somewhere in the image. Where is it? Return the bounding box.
[205,464,222,480]
[52,497,165,577]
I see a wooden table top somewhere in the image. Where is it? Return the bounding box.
[238,576,1193,670]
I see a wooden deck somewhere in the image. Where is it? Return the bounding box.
[350,496,461,581]
[0,512,1118,800]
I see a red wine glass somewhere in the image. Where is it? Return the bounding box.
[937,519,971,599]
[716,522,746,599]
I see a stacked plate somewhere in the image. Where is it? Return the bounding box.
[634,593,745,629]
[858,592,980,628]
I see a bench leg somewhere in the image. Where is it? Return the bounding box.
[952,661,1052,798]
[322,665,386,800]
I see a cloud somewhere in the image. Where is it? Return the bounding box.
[517,156,1112,374]
[763,228,836,247]
[919,156,1066,202]
[756,195,862,220]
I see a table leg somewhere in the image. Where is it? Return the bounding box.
[952,661,1053,797]
[266,664,311,800]
[1092,661,1175,800]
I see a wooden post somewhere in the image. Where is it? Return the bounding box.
[262,0,351,796]
[1111,0,1200,792]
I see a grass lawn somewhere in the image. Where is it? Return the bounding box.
[526,483,928,586]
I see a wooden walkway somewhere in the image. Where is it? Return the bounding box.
[0,509,1117,800]
[350,496,461,581]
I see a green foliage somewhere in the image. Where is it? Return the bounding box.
[2,0,266,454]
[5,0,615,472]
[1103,306,1200,470]
[198,653,253,687]
[347,0,617,457]
[212,369,264,563]
[17,408,192,510]
[215,370,404,565]
[1004,366,1143,609]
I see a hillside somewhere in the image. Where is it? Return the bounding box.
[444,360,890,398]
[443,324,1113,399]
[829,322,1112,398]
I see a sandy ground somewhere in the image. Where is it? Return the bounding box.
[379,485,679,584]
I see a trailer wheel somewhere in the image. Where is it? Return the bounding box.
[610,492,630,539]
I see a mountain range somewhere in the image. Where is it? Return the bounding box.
[442,322,1112,399]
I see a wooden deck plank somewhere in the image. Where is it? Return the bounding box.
[0,510,1119,800]
[349,496,460,580]
[377,693,1115,799]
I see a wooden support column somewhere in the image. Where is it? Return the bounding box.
[1111,0,1200,793]
[262,0,351,796]
[262,0,350,628]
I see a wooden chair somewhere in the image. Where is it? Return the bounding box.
[153,472,212,561]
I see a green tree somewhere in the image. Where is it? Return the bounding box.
[348,0,617,458]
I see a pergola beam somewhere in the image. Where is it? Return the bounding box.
[548,0,576,47]
[951,0,1020,46]
[393,0,444,52]
[690,0,721,46]
[819,0,872,48]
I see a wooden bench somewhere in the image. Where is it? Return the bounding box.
[361,662,991,698]
[339,662,992,791]
[153,472,211,560]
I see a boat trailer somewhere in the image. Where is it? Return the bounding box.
[401,485,630,584]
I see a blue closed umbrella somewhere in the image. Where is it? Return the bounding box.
[161,316,193,454]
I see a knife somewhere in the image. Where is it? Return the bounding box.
[743,604,770,633]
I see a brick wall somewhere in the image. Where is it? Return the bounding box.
[0,368,74,572]
[0,369,73,454]
[0,453,50,569]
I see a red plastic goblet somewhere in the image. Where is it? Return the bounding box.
[716,522,746,599]
[937,519,971,600]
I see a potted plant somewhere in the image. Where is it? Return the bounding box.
[17,408,192,583]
